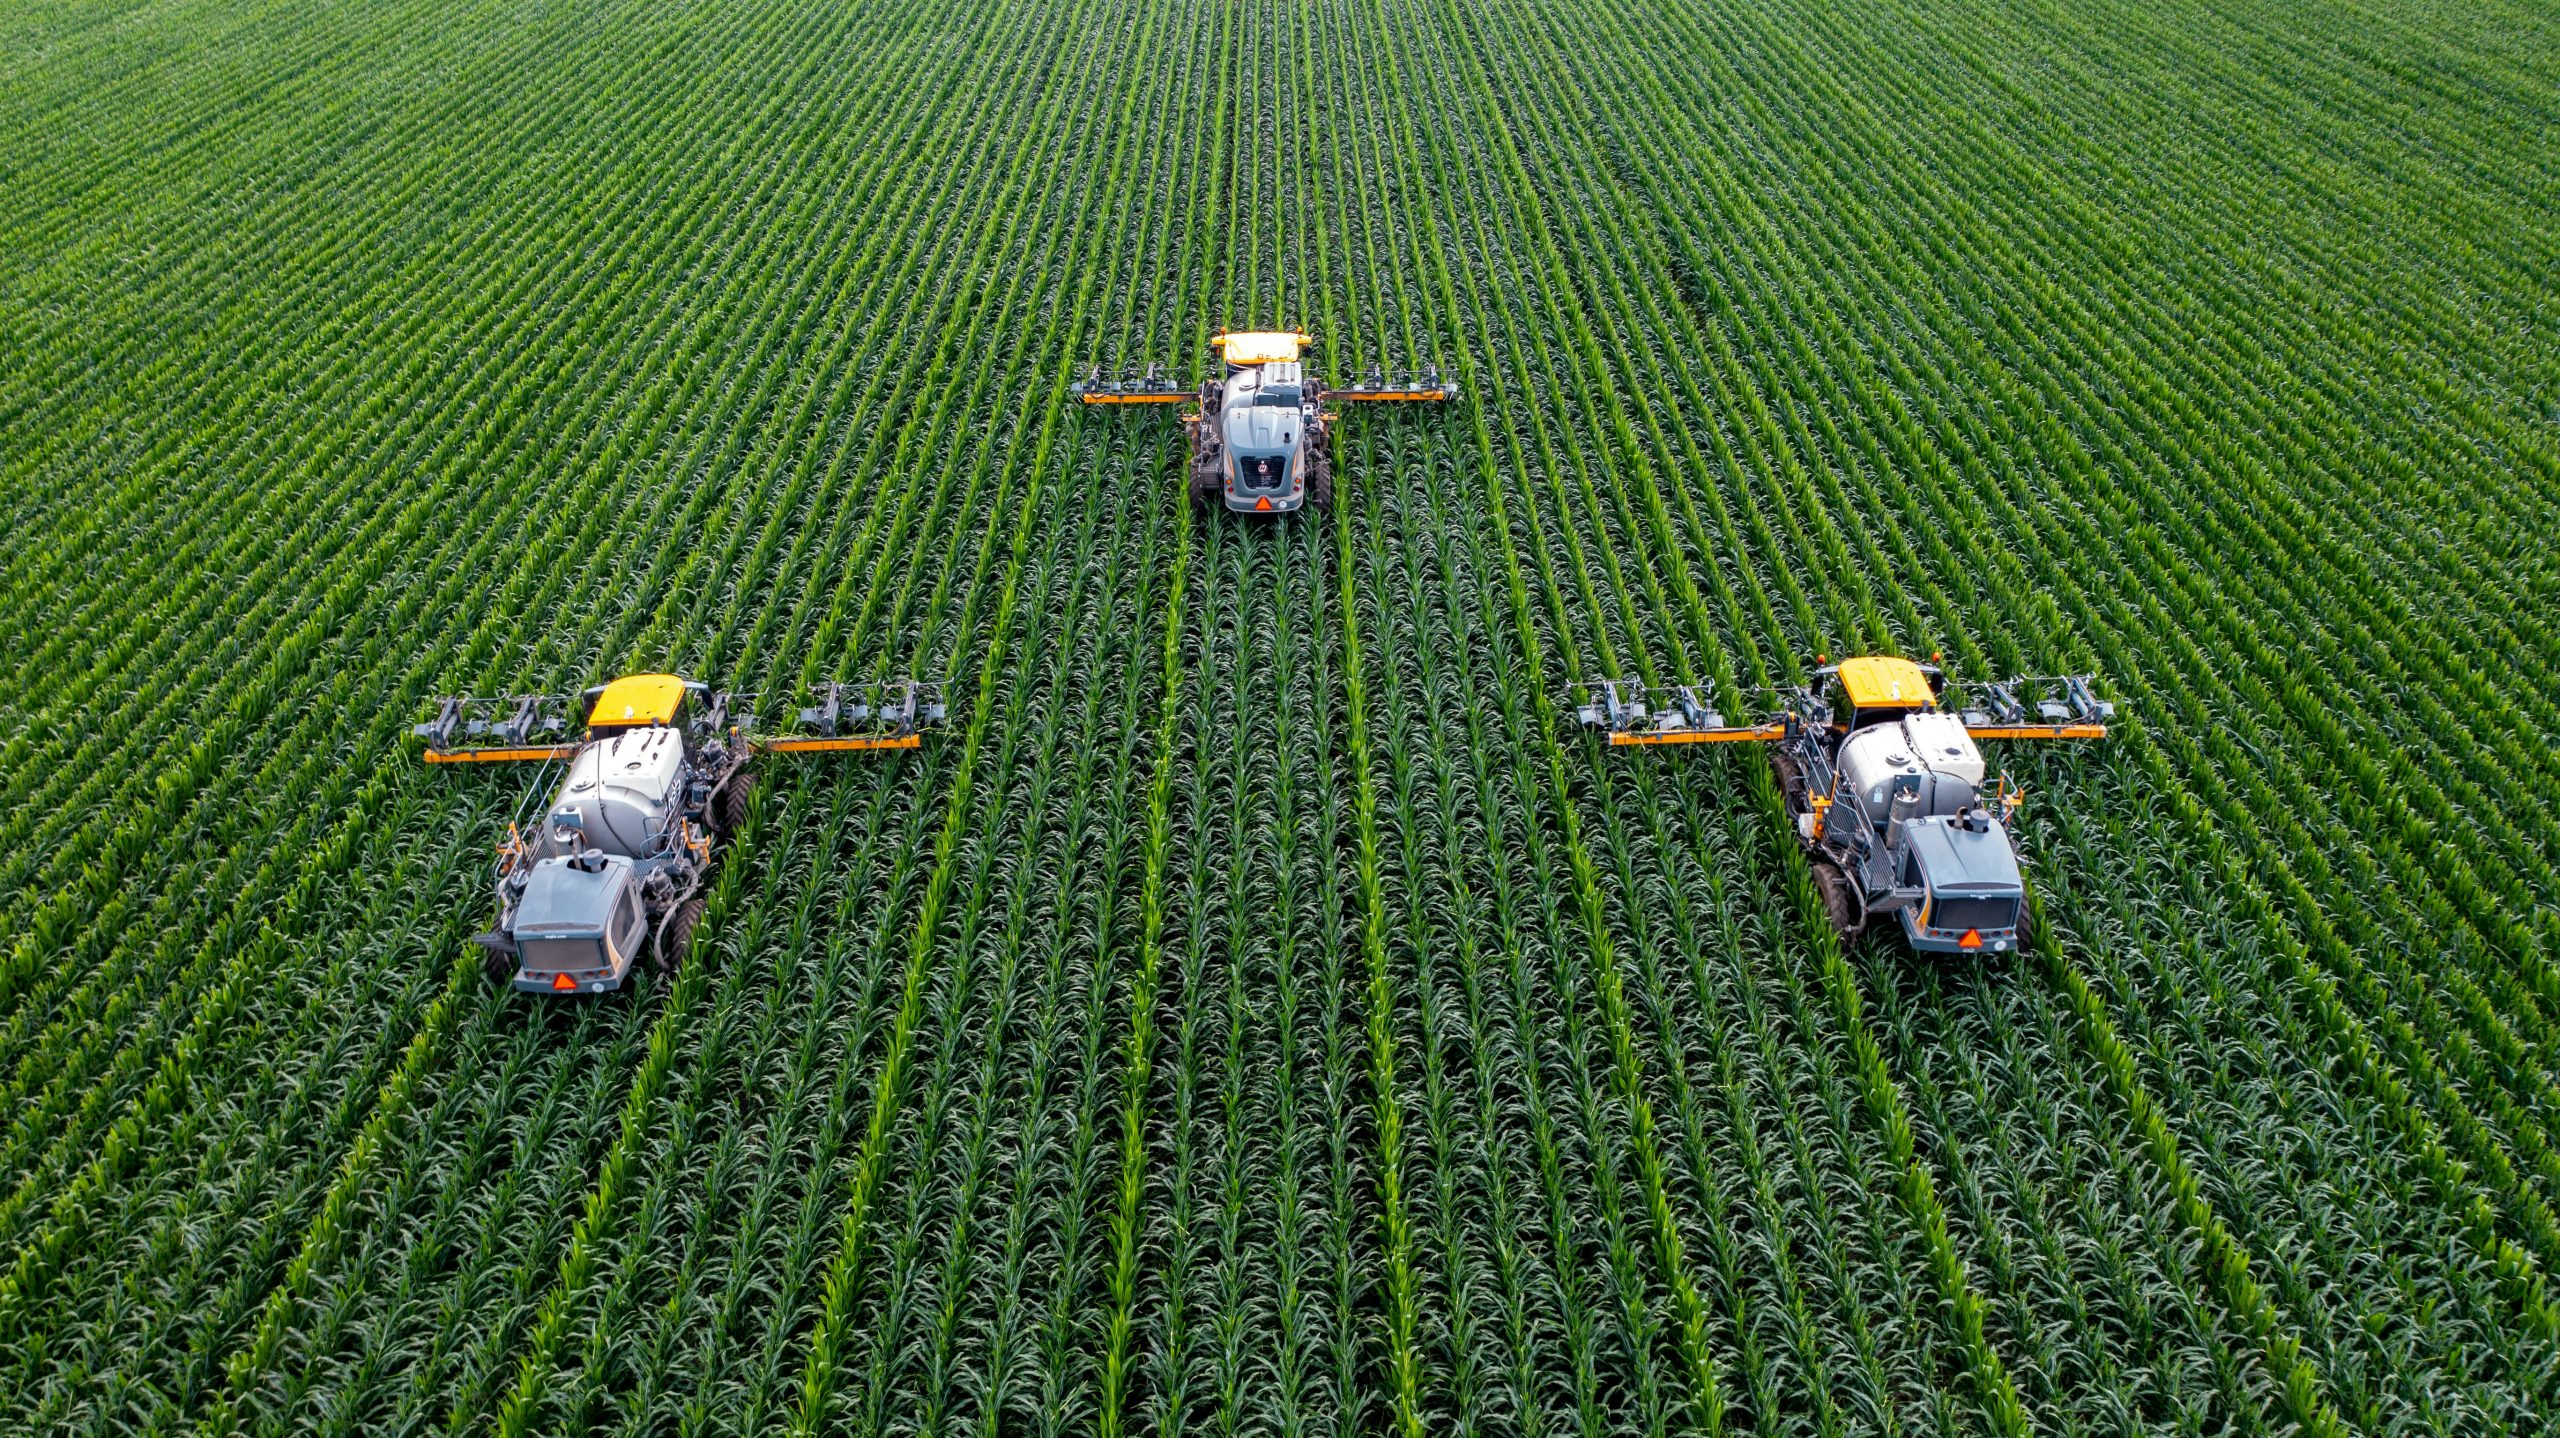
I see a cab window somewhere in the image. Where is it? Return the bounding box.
[1823,678,1854,730]
[613,892,645,963]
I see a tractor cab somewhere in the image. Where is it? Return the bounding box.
[510,851,651,994]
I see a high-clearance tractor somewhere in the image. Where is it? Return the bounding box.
[415,673,943,994]
[1567,655,2112,955]
[1071,330,1458,513]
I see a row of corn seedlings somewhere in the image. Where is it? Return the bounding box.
[3,0,2555,1427]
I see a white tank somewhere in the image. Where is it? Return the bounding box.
[544,726,686,858]
[1902,711,1985,789]
[1256,360,1305,404]
[1837,712,1984,826]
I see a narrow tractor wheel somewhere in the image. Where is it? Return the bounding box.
[655,897,706,978]
[1190,414,1225,506]
[1772,751,1806,809]
[1812,860,1862,938]
[1306,450,1332,508]
[481,947,515,984]
[715,771,753,836]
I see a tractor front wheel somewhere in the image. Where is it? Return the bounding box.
[655,897,706,979]
[714,771,753,836]
[1812,860,1862,939]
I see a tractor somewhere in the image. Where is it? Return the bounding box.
[1071,330,1457,513]
[1568,655,2112,955]
[415,673,942,993]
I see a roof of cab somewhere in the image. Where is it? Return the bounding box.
[1213,331,1307,365]
[1837,655,1935,710]
[587,673,688,728]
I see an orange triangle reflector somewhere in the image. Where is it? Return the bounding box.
[553,972,577,991]
[1958,929,1983,951]
[1256,497,1272,510]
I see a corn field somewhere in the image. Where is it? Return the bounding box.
[2,0,2556,1430]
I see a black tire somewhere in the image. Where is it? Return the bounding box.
[1772,750,1806,809]
[481,947,515,984]
[714,770,753,836]
[1190,415,1224,506]
[1812,860,1862,938]
[654,897,705,978]
[1306,450,1332,508]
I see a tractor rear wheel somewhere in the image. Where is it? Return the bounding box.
[1812,860,1861,938]
[1306,450,1332,508]
[655,897,706,979]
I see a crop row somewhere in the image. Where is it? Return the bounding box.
[2,0,2553,1430]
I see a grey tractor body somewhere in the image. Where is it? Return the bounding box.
[1074,331,1457,514]
[1199,360,1325,512]
[476,716,746,993]
[1782,704,2030,954]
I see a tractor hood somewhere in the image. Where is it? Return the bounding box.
[1839,711,1984,828]
[544,726,685,859]
[1895,811,2026,952]
[1221,362,1308,462]
[1899,814,2023,895]
[1223,401,1302,456]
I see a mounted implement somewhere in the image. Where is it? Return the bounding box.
[416,674,942,993]
[1567,656,2112,955]
[1071,330,1458,514]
